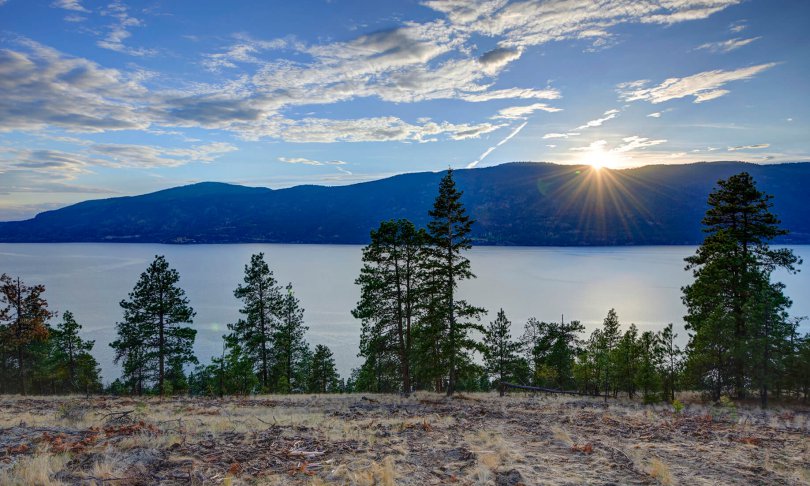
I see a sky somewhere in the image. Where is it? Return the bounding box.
[0,0,808,220]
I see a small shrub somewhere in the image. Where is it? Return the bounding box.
[672,399,684,414]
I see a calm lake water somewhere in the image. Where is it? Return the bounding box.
[1,244,808,383]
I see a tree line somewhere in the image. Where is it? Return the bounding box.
[350,169,809,405]
[1,169,808,405]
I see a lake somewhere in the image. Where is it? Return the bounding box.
[1,243,807,383]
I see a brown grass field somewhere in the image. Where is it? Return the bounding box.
[0,392,808,485]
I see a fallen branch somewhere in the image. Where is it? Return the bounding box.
[500,382,609,397]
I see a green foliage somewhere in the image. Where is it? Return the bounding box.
[522,317,584,389]
[482,309,522,394]
[111,255,197,396]
[353,219,425,393]
[230,252,282,392]
[308,344,341,393]
[682,172,801,405]
[423,168,486,395]
[0,274,52,395]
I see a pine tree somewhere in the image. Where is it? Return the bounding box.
[598,309,622,400]
[230,253,282,392]
[112,255,196,396]
[308,344,340,393]
[683,172,801,401]
[635,330,662,402]
[274,283,308,393]
[353,219,426,394]
[658,323,682,402]
[483,309,521,396]
[51,311,100,394]
[424,168,485,395]
[522,316,584,389]
[615,324,640,398]
[0,274,52,395]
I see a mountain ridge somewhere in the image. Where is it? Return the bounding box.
[2,161,809,245]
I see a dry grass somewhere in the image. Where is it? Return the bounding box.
[0,393,808,485]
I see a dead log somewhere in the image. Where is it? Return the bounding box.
[499,382,609,398]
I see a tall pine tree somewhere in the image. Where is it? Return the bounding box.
[274,283,308,393]
[683,172,800,401]
[424,168,485,395]
[112,255,196,396]
[230,253,282,392]
[353,219,426,394]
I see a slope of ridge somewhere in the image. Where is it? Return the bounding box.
[1,162,808,245]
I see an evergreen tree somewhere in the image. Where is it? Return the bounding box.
[522,316,584,389]
[683,172,801,401]
[0,274,52,395]
[111,255,196,396]
[230,253,282,392]
[424,168,485,395]
[51,311,100,394]
[635,330,662,402]
[483,309,521,396]
[308,344,340,393]
[615,324,640,398]
[658,323,682,402]
[274,283,308,393]
[353,219,426,394]
[597,309,622,400]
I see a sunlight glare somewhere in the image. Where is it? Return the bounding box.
[577,143,622,170]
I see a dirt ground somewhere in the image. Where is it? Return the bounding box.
[0,392,808,485]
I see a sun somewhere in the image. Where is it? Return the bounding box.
[576,143,622,170]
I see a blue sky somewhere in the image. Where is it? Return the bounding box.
[0,0,808,220]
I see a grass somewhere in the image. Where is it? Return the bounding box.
[0,392,808,485]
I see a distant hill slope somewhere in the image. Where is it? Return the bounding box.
[1,162,808,245]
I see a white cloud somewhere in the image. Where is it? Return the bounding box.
[542,132,579,139]
[203,34,288,72]
[460,87,560,102]
[467,121,528,168]
[697,37,761,53]
[425,0,741,48]
[647,112,662,118]
[613,136,667,153]
[278,157,347,166]
[51,0,89,12]
[89,142,237,168]
[576,109,619,129]
[618,63,777,104]
[493,103,561,119]
[97,1,156,56]
[0,40,151,132]
[727,143,769,151]
[570,140,608,152]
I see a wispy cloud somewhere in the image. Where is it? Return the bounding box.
[697,37,761,53]
[727,143,769,151]
[618,63,778,104]
[542,132,579,139]
[51,0,89,12]
[278,157,347,166]
[493,103,561,119]
[467,121,528,168]
[97,1,156,56]
[576,109,619,129]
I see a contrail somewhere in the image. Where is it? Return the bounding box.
[466,121,528,169]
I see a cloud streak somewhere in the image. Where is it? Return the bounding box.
[618,63,777,104]
[467,121,528,168]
